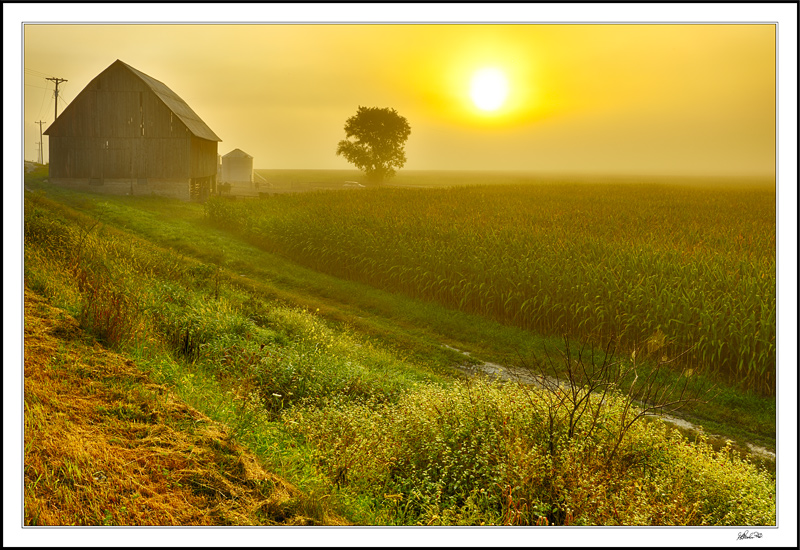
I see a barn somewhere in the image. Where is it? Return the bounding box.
[220,148,254,185]
[44,59,221,201]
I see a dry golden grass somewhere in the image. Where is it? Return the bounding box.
[23,289,342,526]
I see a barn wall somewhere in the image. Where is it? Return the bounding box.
[190,136,218,179]
[45,177,191,201]
[49,136,194,180]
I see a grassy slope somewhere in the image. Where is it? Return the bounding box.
[21,173,776,526]
[27,178,775,453]
[24,289,344,526]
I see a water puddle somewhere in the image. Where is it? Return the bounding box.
[446,345,775,465]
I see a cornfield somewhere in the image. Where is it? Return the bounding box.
[205,181,776,395]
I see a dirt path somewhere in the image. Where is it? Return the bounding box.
[23,289,338,526]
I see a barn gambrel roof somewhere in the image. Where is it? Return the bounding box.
[45,59,221,142]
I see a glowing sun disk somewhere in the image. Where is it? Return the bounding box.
[470,67,509,111]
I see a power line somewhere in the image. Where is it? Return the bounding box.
[40,95,55,125]
[36,81,51,120]
[58,87,71,105]
[24,69,53,118]
[25,67,51,78]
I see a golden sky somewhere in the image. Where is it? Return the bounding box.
[23,22,775,177]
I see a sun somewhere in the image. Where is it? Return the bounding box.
[469,67,509,112]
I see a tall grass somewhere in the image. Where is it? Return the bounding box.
[206,182,776,395]
[23,184,776,526]
[285,380,775,525]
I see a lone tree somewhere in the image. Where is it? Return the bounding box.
[336,106,411,185]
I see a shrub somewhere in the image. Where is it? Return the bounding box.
[285,376,774,526]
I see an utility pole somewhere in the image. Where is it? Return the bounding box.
[35,120,46,164]
[45,77,68,121]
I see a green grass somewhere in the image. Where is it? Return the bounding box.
[23,172,776,525]
[24,186,441,523]
[24,175,776,449]
[24,290,334,526]
[285,380,775,525]
[206,179,776,396]
[30,184,541,372]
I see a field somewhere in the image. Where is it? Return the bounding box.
[209,175,776,396]
[22,166,776,526]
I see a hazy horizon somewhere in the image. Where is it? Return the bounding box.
[22,22,775,179]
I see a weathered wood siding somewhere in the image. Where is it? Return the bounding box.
[46,177,192,201]
[46,61,218,195]
[190,136,218,179]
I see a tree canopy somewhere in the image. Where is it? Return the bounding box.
[336,106,411,185]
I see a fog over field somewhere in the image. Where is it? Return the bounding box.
[21,15,776,179]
